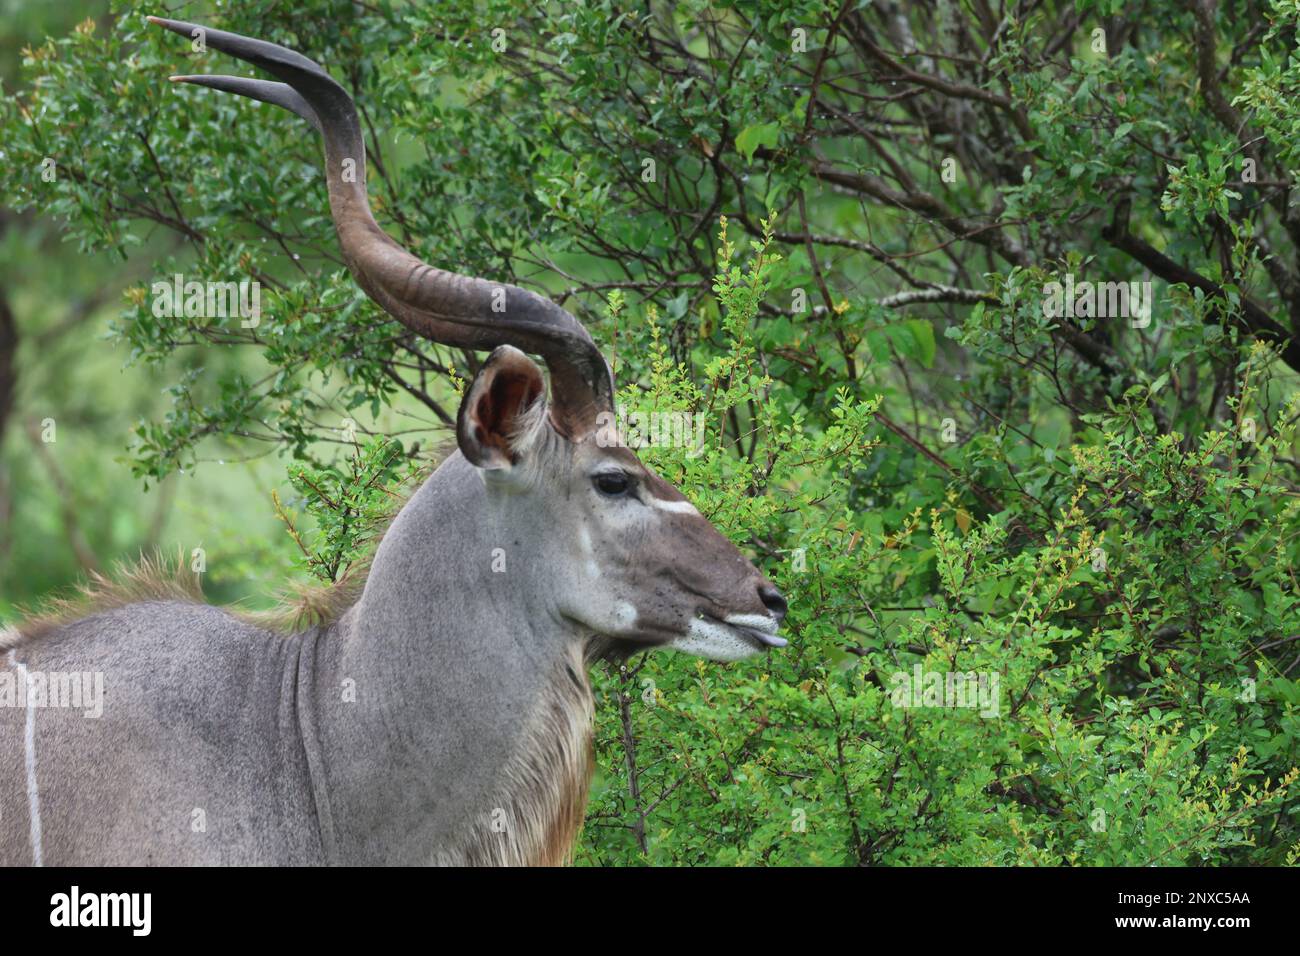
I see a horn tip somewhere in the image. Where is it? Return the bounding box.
[147,15,190,34]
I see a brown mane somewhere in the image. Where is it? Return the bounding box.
[2,548,370,647]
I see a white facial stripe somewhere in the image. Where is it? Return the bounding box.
[667,617,761,662]
[724,613,777,633]
[647,497,699,515]
[576,525,600,578]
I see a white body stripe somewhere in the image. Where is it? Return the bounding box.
[8,650,44,866]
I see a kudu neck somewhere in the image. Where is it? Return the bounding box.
[307,452,593,864]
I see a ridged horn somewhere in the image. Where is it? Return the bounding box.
[149,16,614,437]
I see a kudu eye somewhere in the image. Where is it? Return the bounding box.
[593,472,631,497]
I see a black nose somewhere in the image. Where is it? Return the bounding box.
[758,584,788,621]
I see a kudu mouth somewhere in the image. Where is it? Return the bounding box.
[702,614,788,651]
[657,531,789,659]
[688,565,789,652]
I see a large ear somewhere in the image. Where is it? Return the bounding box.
[456,345,547,470]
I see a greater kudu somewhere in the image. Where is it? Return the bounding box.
[0,18,787,866]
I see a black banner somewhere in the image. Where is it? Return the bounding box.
[0,865,1286,941]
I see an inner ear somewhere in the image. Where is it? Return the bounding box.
[457,345,546,469]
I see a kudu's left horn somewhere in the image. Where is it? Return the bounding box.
[148,16,614,437]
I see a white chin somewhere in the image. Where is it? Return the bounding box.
[667,617,763,662]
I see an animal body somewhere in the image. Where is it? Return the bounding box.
[0,17,787,866]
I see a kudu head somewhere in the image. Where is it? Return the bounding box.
[150,17,788,661]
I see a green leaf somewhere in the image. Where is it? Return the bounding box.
[885,320,937,367]
[735,121,780,162]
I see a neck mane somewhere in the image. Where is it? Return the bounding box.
[430,638,594,866]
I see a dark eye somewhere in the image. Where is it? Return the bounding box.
[593,472,630,497]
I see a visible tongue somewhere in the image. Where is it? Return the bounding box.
[754,632,788,648]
